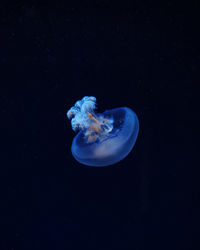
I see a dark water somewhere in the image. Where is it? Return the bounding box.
[1,1,198,249]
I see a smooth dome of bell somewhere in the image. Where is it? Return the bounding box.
[71,107,139,166]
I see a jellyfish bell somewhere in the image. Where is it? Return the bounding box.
[67,97,139,167]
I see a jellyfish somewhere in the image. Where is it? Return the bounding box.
[67,96,139,167]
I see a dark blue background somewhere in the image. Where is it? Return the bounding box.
[1,1,198,249]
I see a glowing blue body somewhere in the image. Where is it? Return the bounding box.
[67,97,139,167]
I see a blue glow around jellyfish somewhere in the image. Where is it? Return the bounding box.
[67,96,139,167]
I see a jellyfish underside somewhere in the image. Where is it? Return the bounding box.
[67,96,139,167]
